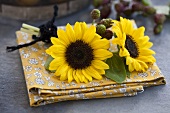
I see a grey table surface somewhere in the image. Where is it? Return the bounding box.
[0,1,170,113]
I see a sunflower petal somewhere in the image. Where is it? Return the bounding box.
[91,34,102,44]
[133,60,141,71]
[137,36,150,46]
[126,57,133,65]
[132,26,145,38]
[48,45,66,53]
[74,22,82,40]
[66,23,76,42]
[57,29,70,45]
[92,60,109,69]
[128,64,134,72]
[73,74,80,83]
[76,70,83,82]
[46,48,51,55]
[142,42,153,48]
[140,49,156,55]
[91,39,110,49]
[94,49,113,60]
[51,37,66,46]
[80,22,87,35]
[80,75,88,83]
[112,26,122,38]
[119,48,130,57]
[50,52,65,58]
[112,38,120,45]
[49,57,65,70]
[54,63,69,76]
[82,25,96,43]
[138,60,148,70]
[95,68,105,75]
[82,69,93,82]
[137,56,156,63]
[67,68,73,83]
[60,71,67,81]
[87,66,103,80]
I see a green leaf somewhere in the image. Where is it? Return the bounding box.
[44,56,55,72]
[105,53,127,83]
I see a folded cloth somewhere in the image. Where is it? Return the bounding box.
[16,25,166,107]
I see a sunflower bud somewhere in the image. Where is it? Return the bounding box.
[96,24,106,35]
[91,9,101,19]
[115,3,124,13]
[102,30,113,40]
[132,3,143,11]
[154,24,163,34]
[154,14,166,24]
[144,6,156,14]
[99,18,113,28]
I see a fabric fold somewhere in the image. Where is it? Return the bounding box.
[16,25,166,107]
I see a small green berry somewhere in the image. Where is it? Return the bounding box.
[91,9,100,19]
[96,24,106,35]
[154,24,163,34]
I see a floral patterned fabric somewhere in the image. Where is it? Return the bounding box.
[16,25,166,107]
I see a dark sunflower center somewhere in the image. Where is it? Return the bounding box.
[125,35,139,58]
[65,40,94,69]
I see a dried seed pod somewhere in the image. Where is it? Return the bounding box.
[99,18,113,28]
[102,30,113,40]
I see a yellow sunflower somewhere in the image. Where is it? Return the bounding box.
[112,17,156,72]
[46,22,113,83]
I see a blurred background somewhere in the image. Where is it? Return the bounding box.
[0,0,91,20]
[0,0,170,34]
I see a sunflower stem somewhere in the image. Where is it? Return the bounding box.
[92,19,96,25]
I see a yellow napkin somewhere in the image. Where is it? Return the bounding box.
[16,26,166,107]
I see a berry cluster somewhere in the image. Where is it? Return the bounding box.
[91,9,113,40]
